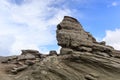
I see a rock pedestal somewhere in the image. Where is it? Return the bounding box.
[56,16,114,57]
[57,16,96,48]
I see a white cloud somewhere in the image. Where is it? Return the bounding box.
[107,1,119,8]
[103,29,120,50]
[107,1,120,8]
[112,2,118,6]
[0,0,72,56]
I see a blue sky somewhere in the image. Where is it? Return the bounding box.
[0,0,120,56]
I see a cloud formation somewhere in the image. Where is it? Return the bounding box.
[0,0,71,56]
[112,2,118,6]
[103,29,120,50]
[107,1,120,7]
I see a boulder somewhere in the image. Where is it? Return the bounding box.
[17,54,36,61]
[99,41,106,45]
[21,49,41,58]
[21,49,39,54]
[49,50,58,56]
[1,57,8,63]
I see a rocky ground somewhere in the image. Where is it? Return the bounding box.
[0,16,120,80]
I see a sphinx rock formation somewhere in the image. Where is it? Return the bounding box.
[57,16,114,57]
[1,16,120,80]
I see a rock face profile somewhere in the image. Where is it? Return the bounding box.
[57,16,114,56]
[57,16,96,48]
[0,16,120,80]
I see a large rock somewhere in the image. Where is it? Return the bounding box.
[21,50,39,54]
[17,50,41,61]
[56,16,96,49]
[17,54,36,61]
[56,16,114,56]
[21,49,41,58]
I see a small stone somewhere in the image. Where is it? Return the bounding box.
[85,74,97,80]
[49,50,58,56]
[11,69,17,74]
[1,59,8,63]
[41,70,47,75]
[89,73,99,78]
[25,60,35,66]
[99,41,106,45]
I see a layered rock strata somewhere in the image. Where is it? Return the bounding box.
[0,16,120,80]
[57,16,114,57]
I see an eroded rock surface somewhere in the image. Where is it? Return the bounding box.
[0,16,120,80]
[57,16,115,57]
[57,16,96,48]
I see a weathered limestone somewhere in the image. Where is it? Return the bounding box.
[56,16,114,57]
[57,16,96,49]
